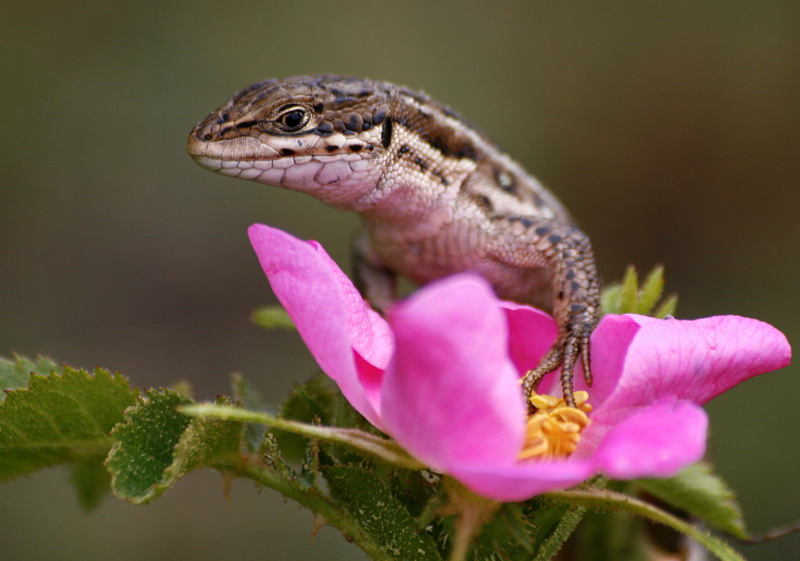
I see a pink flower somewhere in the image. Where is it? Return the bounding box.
[249,224,792,502]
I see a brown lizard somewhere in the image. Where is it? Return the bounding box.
[186,75,600,407]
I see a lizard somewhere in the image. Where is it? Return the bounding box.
[186,74,601,408]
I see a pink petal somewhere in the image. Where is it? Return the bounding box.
[248,224,393,428]
[583,314,643,404]
[589,399,708,479]
[601,314,791,413]
[501,302,559,375]
[448,459,594,502]
[381,274,526,472]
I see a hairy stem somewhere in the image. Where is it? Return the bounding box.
[545,486,746,561]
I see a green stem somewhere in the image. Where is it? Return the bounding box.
[442,478,500,561]
[181,403,425,471]
[448,504,483,561]
[545,487,746,561]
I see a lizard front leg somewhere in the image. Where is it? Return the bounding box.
[352,232,397,315]
[496,217,601,408]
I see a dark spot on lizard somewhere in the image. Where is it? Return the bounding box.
[475,195,493,212]
[565,269,576,280]
[234,119,258,129]
[332,96,355,107]
[548,234,563,245]
[372,105,389,125]
[431,169,450,185]
[215,125,231,137]
[455,144,479,161]
[398,145,411,155]
[344,113,363,132]
[327,85,349,97]
[361,114,373,130]
[570,281,580,293]
[365,143,375,151]
[426,135,479,162]
[414,157,429,172]
[280,148,296,156]
[316,121,334,134]
[349,144,364,153]
[381,116,393,149]
[535,226,550,237]
[325,144,340,153]
[532,192,547,210]
[313,103,324,113]
[505,216,535,228]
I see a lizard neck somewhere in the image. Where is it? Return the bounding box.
[346,88,479,234]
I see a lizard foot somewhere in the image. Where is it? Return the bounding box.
[521,329,592,409]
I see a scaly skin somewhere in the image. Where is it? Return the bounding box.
[187,75,601,407]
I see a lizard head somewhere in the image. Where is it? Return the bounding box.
[187,75,393,207]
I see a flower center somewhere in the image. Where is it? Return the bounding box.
[519,391,592,460]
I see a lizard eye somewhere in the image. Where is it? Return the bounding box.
[276,106,310,132]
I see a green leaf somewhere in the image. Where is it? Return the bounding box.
[274,374,348,463]
[0,367,137,483]
[323,465,443,561]
[251,305,295,330]
[654,294,678,318]
[466,499,585,561]
[162,396,244,487]
[106,389,193,503]
[384,467,439,521]
[600,265,678,317]
[600,283,622,315]
[0,354,61,397]
[231,373,268,453]
[619,265,639,314]
[635,462,747,539]
[636,265,665,315]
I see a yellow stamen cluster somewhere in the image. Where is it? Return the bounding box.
[519,391,592,460]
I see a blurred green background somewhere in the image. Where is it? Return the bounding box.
[1,1,798,559]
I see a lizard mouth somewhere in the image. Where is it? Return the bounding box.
[186,126,384,191]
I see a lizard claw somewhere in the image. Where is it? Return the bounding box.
[521,331,592,409]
